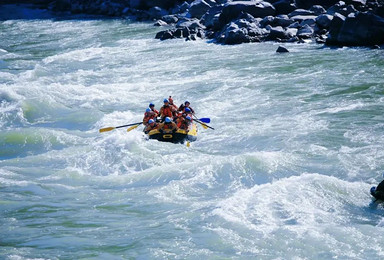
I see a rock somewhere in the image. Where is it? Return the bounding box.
[177,18,206,30]
[297,24,315,38]
[326,11,384,46]
[219,1,276,26]
[267,26,290,40]
[288,21,300,28]
[161,15,178,24]
[216,19,269,44]
[300,17,316,26]
[272,0,297,15]
[288,9,315,17]
[154,20,168,26]
[189,0,212,19]
[148,6,168,19]
[310,5,326,15]
[49,0,71,12]
[276,45,289,52]
[201,5,224,29]
[275,15,295,27]
[326,12,347,44]
[327,2,357,16]
[155,29,175,40]
[316,14,334,28]
[290,15,318,22]
[295,0,340,10]
[286,27,298,37]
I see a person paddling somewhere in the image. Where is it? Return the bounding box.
[160,98,176,121]
[158,117,178,133]
[177,115,192,131]
[143,108,156,125]
[149,103,159,119]
[371,176,384,201]
[178,100,195,114]
[144,119,158,134]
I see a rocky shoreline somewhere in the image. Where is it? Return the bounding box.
[2,0,384,48]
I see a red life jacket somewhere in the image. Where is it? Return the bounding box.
[143,112,156,124]
[161,105,173,118]
[163,122,174,130]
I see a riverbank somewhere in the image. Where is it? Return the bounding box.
[1,0,384,48]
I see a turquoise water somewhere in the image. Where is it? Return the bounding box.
[1,18,384,259]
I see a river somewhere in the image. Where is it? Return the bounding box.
[1,18,384,259]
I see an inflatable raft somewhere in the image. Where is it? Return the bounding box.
[147,123,197,144]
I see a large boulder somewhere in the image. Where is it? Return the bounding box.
[219,1,276,26]
[130,0,180,10]
[216,18,269,44]
[294,0,340,9]
[272,0,297,15]
[316,13,334,28]
[326,12,346,43]
[326,12,384,46]
[201,5,225,29]
[189,0,214,19]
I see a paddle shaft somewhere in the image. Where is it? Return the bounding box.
[193,118,214,130]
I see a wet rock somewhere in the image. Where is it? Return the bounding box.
[219,1,276,26]
[148,6,168,19]
[326,12,347,43]
[161,15,179,24]
[326,11,384,46]
[217,19,269,44]
[189,0,213,19]
[297,24,315,38]
[154,19,168,26]
[272,0,297,15]
[155,29,175,40]
[290,15,318,22]
[327,2,357,16]
[266,25,288,40]
[300,17,316,27]
[316,13,334,28]
[310,5,326,15]
[201,5,224,29]
[288,9,315,17]
[276,45,289,52]
[295,0,340,10]
[177,18,206,30]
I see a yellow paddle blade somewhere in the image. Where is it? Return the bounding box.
[201,123,208,129]
[127,124,140,132]
[187,141,190,147]
[99,127,116,133]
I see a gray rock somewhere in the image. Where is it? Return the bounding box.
[316,14,333,28]
[327,12,384,46]
[161,15,178,24]
[189,0,212,19]
[300,18,316,27]
[276,45,289,52]
[326,12,346,44]
[272,0,296,15]
[297,24,314,38]
[288,9,315,17]
[310,5,326,15]
[290,15,318,22]
[154,20,168,26]
[219,1,276,26]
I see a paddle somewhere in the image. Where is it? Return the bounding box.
[198,118,210,123]
[99,122,142,133]
[193,118,214,130]
[127,123,142,132]
[193,115,214,130]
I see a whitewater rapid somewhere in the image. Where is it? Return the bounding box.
[1,18,384,259]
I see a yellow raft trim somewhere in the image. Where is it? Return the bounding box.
[148,123,198,136]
